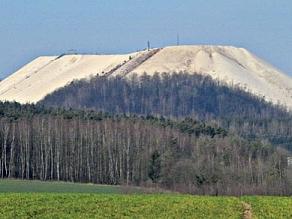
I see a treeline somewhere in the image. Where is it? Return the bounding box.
[42,72,288,118]
[0,102,291,195]
[40,73,292,150]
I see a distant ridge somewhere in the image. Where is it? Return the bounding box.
[0,45,291,109]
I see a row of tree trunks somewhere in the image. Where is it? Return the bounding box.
[0,116,290,195]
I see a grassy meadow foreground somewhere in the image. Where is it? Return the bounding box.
[0,180,291,218]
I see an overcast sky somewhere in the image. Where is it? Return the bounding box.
[0,0,292,78]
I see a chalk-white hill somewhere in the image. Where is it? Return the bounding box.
[131,46,292,110]
[0,45,291,110]
[0,53,139,103]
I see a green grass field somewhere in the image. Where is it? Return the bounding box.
[0,179,291,218]
[0,194,244,219]
[241,196,292,219]
[0,179,124,194]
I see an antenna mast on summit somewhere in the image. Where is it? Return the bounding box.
[147,41,150,51]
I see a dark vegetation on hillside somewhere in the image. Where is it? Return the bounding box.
[41,73,292,151]
[0,102,291,195]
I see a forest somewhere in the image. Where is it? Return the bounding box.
[0,102,291,195]
[41,72,292,151]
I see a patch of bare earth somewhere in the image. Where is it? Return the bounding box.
[242,202,252,219]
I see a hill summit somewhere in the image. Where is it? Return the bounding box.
[0,45,291,109]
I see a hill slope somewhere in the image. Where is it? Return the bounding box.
[0,45,291,109]
[0,52,141,103]
[130,46,292,109]
[41,73,292,150]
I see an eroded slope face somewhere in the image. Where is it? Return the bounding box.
[0,53,137,103]
[130,46,292,109]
